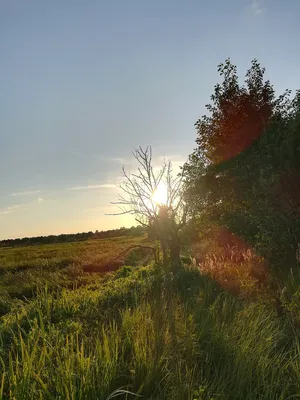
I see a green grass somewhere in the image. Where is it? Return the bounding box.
[1,238,300,399]
[0,236,145,273]
[0,236,146,308]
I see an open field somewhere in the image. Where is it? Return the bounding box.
[0,235,148,308]
[1,236,300,399]
[0,235,148,273]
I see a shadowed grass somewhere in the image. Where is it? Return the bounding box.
[1,264,300,399]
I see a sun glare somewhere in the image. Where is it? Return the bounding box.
[152,183,168,206]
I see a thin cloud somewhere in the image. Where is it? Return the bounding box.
[84,205,117,213]
[249,0,264,15]
[157,154,184,161]
[12,190,42,197]
[0,210,11,215]
[37,197,44,203]
[84,207,106,212]
[67,184,116,191]
[0,204,23,215]
[110,157,125,164]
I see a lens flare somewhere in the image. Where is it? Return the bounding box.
[152,183,168,206]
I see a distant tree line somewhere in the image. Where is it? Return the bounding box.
[0,226,145,248]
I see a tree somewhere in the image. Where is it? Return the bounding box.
[192,58,292,166]
[111,146,188,270]
[184,58,300,273]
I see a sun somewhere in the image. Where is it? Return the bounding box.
[152,183,168,206]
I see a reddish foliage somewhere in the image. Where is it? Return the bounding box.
[192,227,271,297]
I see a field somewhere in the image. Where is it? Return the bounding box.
[0,236,147,304]
[1,236,300,399]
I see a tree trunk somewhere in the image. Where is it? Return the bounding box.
[170,232,181,272]
[160,237,168,269]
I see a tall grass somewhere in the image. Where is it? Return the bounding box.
[0,236,145,273]
[1,263,300,399]
[192,234,271,297]
[0,236,146,312]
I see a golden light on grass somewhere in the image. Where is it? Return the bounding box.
[152,183,168,206]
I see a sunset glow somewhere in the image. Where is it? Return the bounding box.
[152,183,168,206]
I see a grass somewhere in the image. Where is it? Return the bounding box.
[192,231,272,298]
[1,236,300,398]
[0,236,146,306]
[0,236,145,273]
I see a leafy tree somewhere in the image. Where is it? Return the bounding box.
[184,58,300,274]
[192,58,292,165]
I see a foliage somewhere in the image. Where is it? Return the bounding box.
[192,230,271,297]
[184,58,300,273]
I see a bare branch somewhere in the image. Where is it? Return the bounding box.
[110,146,187,235]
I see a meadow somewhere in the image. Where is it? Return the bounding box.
[0,236,147,313]
[1,235,300,399]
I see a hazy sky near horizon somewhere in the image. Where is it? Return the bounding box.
[0,0,299,239]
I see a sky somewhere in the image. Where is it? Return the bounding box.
[0,0,299,239]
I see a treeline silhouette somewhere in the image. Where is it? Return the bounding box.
[0,225,145,248]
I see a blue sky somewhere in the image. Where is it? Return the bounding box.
[0,0,299,239]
